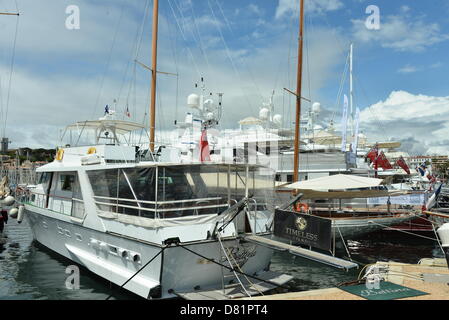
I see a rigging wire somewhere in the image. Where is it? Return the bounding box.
[183,0,212,78]
[117,0,151,117]
[206,0,256,116]
[213,0,233,36]
[352,74,390,143]
[0,76,4,129]
[164,6,180,122]
[2,4,19,138]
[331,51,350,123]
[128,0,152,124]
[167,0,202,79]
[91,0,126,118]
[213,0,264,107]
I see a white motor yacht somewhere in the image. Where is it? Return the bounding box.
[16,116,292,299]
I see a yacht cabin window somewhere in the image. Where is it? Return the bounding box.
[60,174,75,191]
[86,165,274,220]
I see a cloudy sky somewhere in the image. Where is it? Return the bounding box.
[0,0,448,155]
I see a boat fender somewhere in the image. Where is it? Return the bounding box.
[295,202,309,213]
[17,205,25,224]
[56,148,64,161]
[9,207,18,219]
[2,195,15,206]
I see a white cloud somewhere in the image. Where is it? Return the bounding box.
[0,1,347,150]
[352,13,449,52]
[397,65,419,74]
[360,91,449,155]
[275,0,343,19]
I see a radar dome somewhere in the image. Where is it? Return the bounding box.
[259,108,270,121]
[203,99,215,111]
[187,94,200,108]
[273,114,283,126]
[312,102,321,113]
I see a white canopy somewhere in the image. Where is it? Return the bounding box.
[66,119,146,135]
[286,174,384,191]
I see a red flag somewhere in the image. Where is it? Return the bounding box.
[377,151,393,170]
[200,129,211,162]
[427,174,437,184]
[395,156,410,174]
[366,147,378,162]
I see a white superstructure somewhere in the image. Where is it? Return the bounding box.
[16,116,291,299]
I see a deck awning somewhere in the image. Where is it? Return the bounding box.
[299,189,410,200]
[285,174,384,191]
[66,119,147,135]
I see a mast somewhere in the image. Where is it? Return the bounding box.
[293,0,305,184]
[349,43,354,137]
[149,0,159,152]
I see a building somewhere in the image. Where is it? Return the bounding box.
[407,155,433,168]
[431,155,449,166]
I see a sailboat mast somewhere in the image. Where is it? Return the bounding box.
[349,43,354,137]
[293,0,305,183]
[149,0,159,152]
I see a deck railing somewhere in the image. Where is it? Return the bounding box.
[21,191,84,217]
[92,195,230,219]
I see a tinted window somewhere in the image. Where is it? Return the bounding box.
[60,174,75,191]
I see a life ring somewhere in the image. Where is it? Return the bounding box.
[295,202,309,213]
[56,148,64,161]
[87,147,97,155]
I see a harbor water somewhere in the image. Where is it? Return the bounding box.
[0,218,444,300]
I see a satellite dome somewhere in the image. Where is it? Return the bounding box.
[273,114,283,126]
[259,108,270,121]
[187,94,200,108]
[203,99,214,111]
[312,102,321,113]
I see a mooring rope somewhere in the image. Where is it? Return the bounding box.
[217,233,251,297]
[177,243,291,291]
[367,220,440,242]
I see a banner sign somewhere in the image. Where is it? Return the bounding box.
[367,194,427,206]
[341,94,349,152]
[351,107,360,154]
[273,209,332,251]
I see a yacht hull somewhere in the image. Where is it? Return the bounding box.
[24,206,274,299]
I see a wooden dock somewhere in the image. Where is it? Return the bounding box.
[241,258,449,300]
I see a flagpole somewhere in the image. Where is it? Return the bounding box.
[149,0,159,152]
[374,144,379,178]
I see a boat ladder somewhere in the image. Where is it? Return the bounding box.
[217,233,258,298]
